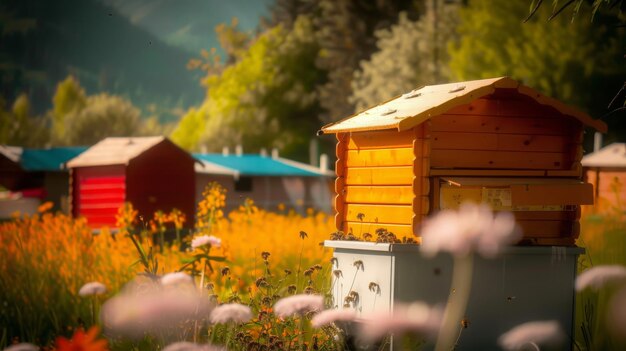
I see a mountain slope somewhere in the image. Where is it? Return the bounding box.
[0,0,203,119]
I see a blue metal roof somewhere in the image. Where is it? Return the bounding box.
[193,154,325,177]
[21,147,88,171]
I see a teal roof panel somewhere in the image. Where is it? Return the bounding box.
[21,147,88,171]
[193,154,325,177]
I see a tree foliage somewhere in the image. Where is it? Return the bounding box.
[170,104,209,151]
[311,0,419,122]
[50,75,165,146]
[350,4,459,111]
[448,0,626,143]
[0,94,49,147]
[58,93,141,146]
[51,75,87,143]
[173,16,326,159]
[525,0,625,22]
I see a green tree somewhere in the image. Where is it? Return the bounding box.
[59,93,141,146]
[0,93,48,147]
[173,16,326,159]
[312,0,419,122]
[350,3,459,111]
[49,75,161,146]
[170,104,209,150]
[51,75,87,143]
[448,1,626,120]
[525,0,626,22]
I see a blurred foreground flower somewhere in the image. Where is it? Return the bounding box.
[191,235,221,249]
[56,326,108,351]
[161,272,193,286]
[273,294,324,318]
[162,342,225,351]
[420,203,521,258]
[575,265,626,291]
[209,303,252,324]
[357,302,442,344]
[607,285,626,340]
[2,343,38,351]
[79,282,107,296]
[101,277,212,340]
[422,203,520,350]
[311,308,357,328]
[498,320,565,351]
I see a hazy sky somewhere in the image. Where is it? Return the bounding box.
[102,0,273,54]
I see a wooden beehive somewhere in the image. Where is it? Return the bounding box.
[67,137,196,229]
[318,77,607,245]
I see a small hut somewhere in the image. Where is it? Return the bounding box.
[194,150,334,212]
[319,77,606,245]
[67,137,196,229]
[582,142,626,209]
[0,146,86,216]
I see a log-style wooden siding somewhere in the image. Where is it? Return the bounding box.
[342,221,414,237]
[345,203,414,224]
[516,220,578,238]
[332,95,591,244]
[511,210,579,221]
[425,98,586,241]
[345,148,414,167]
[431,114,574,136]
[344,185,414,204]
[334,133,349,231]
[430,149,572,170]
[445,95,571,118]
[412,124,430,228]
[345,166,414,185]
[431,132,570,153]
[429,98,584,171]
[347,129,415,149]
[334,127,431,237]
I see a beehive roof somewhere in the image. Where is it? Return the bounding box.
[193,153,334,177]
[21,147,87,171]
[0,146,88,171]
[319,77,607,134]
[67,136,172,167]
[582,143,626,168]
[0,145,23,163]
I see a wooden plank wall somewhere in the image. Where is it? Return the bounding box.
[430,98,584,176]
[334,128,429,238]
[430,96,586,245]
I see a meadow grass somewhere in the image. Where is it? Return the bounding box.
[575,180,626,350]
[2,179,625,350]
[0,183,335,350]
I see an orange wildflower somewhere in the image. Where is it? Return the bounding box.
[55,326,108,351]
[37,201,54,213]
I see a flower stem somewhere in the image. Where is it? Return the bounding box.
[194,260,208,343]
[299,316,305,351]
[91,296,97,326]
[435,254,474,351]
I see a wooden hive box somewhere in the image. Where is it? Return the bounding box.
[67,137,196,229]
[319,77,607,245]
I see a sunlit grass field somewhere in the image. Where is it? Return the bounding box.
[0,183,336,350]
[575,181,626,350]
[1,180,625,350]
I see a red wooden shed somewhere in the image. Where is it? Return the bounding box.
[66,136,196,229]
